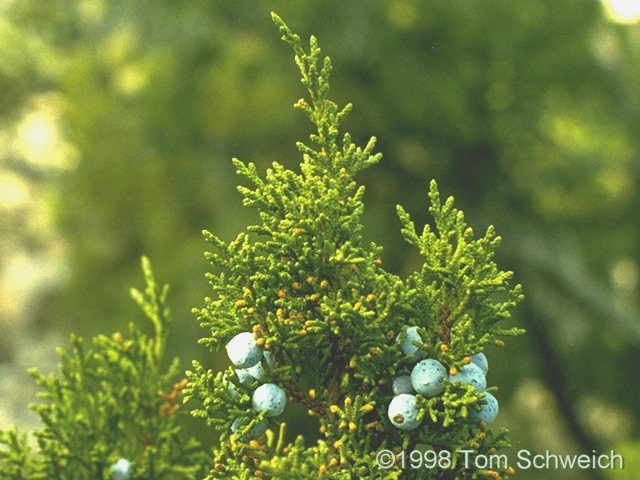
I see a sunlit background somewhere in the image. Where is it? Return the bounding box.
[1,1,639,478]
[604,0,640,23]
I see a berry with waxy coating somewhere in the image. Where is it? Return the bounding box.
[387,394,422,430]
[110,458,131,480]
[392,375,414,395]
[246,350,275,381]
[449,363,486,392]
[246,361,265,381]
[226,332,262,368]
[397,326,424,363]
[470,352,488,375]
[263,350,275,370]
[224,370,254,400]
[231,417,269,441]
[236,368,256,385]
[222,373,240,400]
[252,383,287,416]
[468,392,499,425]
[411,358,447,397]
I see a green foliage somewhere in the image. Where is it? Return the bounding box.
[185,13,524,479]
[0,257,211,479]
[1,10,528,480]
[3,3,637,478]
[0,426,38,479]
[396,182,524,369]
[606,440,639,480]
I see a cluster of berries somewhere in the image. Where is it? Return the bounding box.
[387,327,498,431]
[224,332,286,441]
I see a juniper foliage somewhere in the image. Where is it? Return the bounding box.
[184,13,524,480]
[0,13,524,480]
[0,257,211,479]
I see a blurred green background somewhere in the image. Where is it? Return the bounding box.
[1,0,639,478]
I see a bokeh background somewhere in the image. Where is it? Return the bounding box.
[1,0,640,478]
